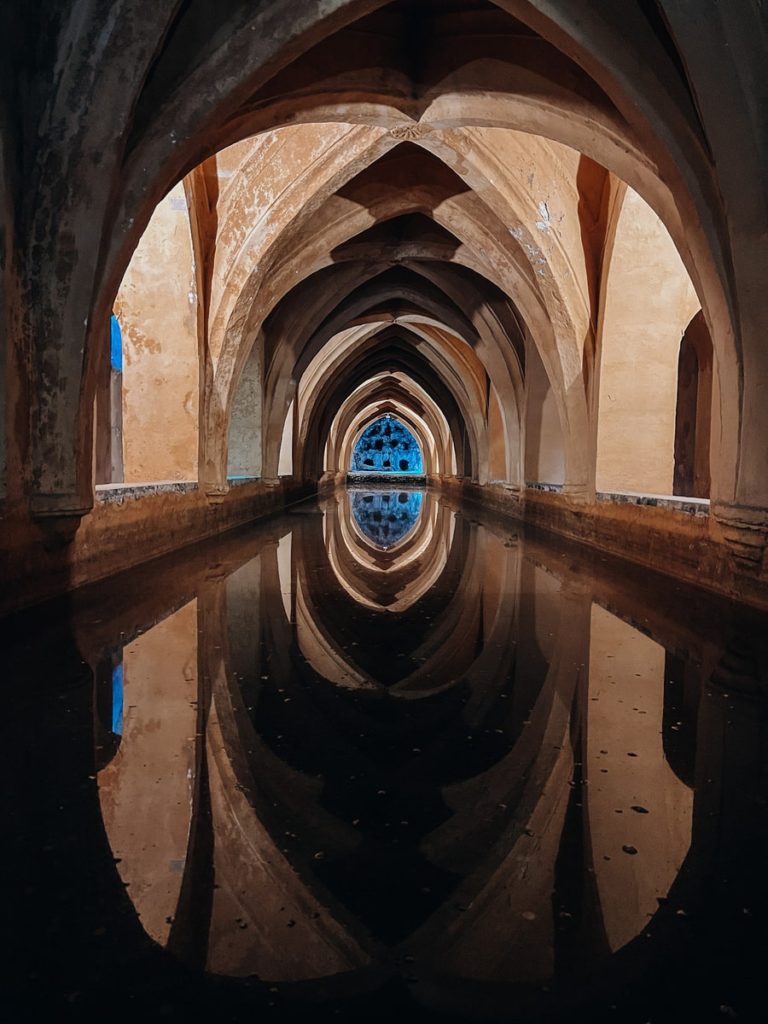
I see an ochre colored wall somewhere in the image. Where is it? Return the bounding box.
[524,337,565,485]
[115,182,199,482]
[596,189,699,495]
[228,340,263,478]
[278,400,294,476]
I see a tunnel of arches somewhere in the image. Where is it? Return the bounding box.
[79,40,726,517]
[5,0,768,606]
[97,122,717,510]
[4,4,768,1019]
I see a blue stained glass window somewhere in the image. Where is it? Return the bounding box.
[111,662,124,736]
[351,416,424,473]
[110,314,123,373]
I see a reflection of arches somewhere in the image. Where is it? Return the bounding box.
[326,488,454,616]
[350,490,423,549]
[84,494,729,1016]
[586,604,693,953]
[673,310,713,499]
[662,652,700,788]
[97,600,199,948]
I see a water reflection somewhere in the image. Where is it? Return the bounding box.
[95,492,698,997]
[6,489,768,1022]
[350,489,424,549]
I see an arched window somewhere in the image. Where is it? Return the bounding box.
[351,416,424,474]
[94,313,124,484]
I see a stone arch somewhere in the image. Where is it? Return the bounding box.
[331,380,453,478]
[595,186,700,496]
[207,136,573,495]
[295,327,483,482]
[336,379,454,476]
[256,266,499,484]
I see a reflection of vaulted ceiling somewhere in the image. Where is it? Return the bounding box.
[326,488,454,615]
[204,501,585,988]
[90,491,707,1009]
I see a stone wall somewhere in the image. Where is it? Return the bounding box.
[0,479,312,617]
[436,478,768,612]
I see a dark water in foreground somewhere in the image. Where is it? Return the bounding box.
[2,488,767,1023]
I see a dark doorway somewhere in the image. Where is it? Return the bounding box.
[673,311,712,499]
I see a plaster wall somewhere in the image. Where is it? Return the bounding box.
[209,126,352,333]
[596,189,699,495]
[228,340,262,478]
[459,129,591,367]
[278,401,294,476]
[525,336,565,485]
[115,182,199,483]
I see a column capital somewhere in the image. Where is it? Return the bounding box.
[30,494,90,547]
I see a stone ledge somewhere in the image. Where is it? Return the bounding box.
[95,480,198,503]
[525,481,563,494]
[346,472,427,486]
[523,488,768,610]
[226,476,261,488]
[596,489,710,517]
[435,479,768,611]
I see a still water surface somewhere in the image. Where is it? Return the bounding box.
[2,488,766,1023]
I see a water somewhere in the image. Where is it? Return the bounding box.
[2,488,766,1023]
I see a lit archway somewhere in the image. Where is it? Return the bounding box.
[350,415,424,476]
